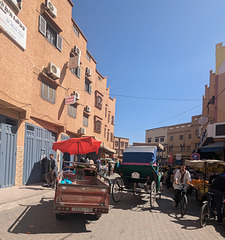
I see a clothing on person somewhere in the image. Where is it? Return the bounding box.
[62,152,70,170]
[96,159,101,172]
[173,166,191,207]
[209,173,225,222]
[44,155,58,187]
[173,169,191,190]
[108,162,112,176]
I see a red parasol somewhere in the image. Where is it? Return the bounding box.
[52,137,102,155]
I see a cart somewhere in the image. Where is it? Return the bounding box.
[111,146,163,208]
[185,159,225,200]
[53,161,111,220]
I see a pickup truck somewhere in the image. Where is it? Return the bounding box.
[53,163,111,220]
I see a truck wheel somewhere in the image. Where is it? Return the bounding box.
[94,214,101,220]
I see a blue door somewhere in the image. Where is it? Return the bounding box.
[23,123,57,185]
[0,115,17,188]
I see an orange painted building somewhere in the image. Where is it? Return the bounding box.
[0,0,115,187]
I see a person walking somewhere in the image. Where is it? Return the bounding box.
[209,170,225,224]
[44,154,58,188]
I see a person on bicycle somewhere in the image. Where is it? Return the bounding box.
[173,164,191,207]
[209,170,225,224]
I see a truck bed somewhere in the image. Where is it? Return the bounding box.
[54,170,110,214]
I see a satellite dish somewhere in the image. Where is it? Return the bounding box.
[198,116,209,126]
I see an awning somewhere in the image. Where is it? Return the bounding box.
[100,143,116,153]
[200,141,225,153]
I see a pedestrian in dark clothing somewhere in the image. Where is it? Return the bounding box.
[108,162,112,176]
[62,152,70,170]
[166,165,173,189]
[209,171,225,223]
[44,154,58,188]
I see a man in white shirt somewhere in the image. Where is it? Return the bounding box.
[173,164,191,207]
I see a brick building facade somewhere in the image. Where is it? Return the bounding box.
[0,0,115,187]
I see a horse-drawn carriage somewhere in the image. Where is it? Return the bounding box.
[112,146,163,208]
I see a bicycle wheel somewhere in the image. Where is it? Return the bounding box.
[150,181,156,208]
[180,194,188,217]
[200,202,209,227]
[112,177,123,202]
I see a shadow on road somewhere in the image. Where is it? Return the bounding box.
[7,197,96,235]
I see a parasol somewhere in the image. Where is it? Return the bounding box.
[52,136,102,155]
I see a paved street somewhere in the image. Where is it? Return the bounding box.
[0,181,225,240]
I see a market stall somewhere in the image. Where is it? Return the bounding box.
[185,159,225,200]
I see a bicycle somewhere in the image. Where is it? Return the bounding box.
[179,184,188,217]
[200,191,216,227]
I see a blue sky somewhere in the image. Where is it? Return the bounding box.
[72,0,225,144]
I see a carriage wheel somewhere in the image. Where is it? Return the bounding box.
[150,181,156,208]
[112,177,123,202]
[133,182,137,195]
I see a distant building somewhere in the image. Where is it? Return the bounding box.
[146,115,202,164]
[114,137,129,161]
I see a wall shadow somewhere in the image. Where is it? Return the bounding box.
[8,197,94,235]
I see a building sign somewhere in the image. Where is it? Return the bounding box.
[0,0,27,49]
[65,95,76,105]
[176,154,181,160]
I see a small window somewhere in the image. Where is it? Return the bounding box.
[98,76,102,81]
[104,128,106,138]
[181,145,185,152]
[85,79,92,94]
[120,149,123,155]
[83,114,89,127]
[121,142,124,148]
[160,137,164,142]
[41,82,55,103]
[105,106,107,118]
[111,116,114,125]
[39,15,62,51]
[94,120,101,134]
[155,138,159,142]
[148,138,152,143]
[187,146,191,152]
[115,141,119,147]
[195,130,199,135]
[179,135,183,140]
[108,112,110,123]
[68,104,77,118]
[73,24,79,37]
[125,142,128,148]
[107,130,109,141]
[86,52,91,62]
[169,145,173,152]
[188,134,191,139]
[170,136,173,141]
[95,95,102,110]
[71,67,81,78]
[110,133,113,142]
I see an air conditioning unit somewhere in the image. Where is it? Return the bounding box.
[80,127,86,135]
[73,46,81,56]
[47,62,60,79]
[85,106,91,113]
[72,91,80,100]
[46,0,57,18]
[86,67,91,77]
